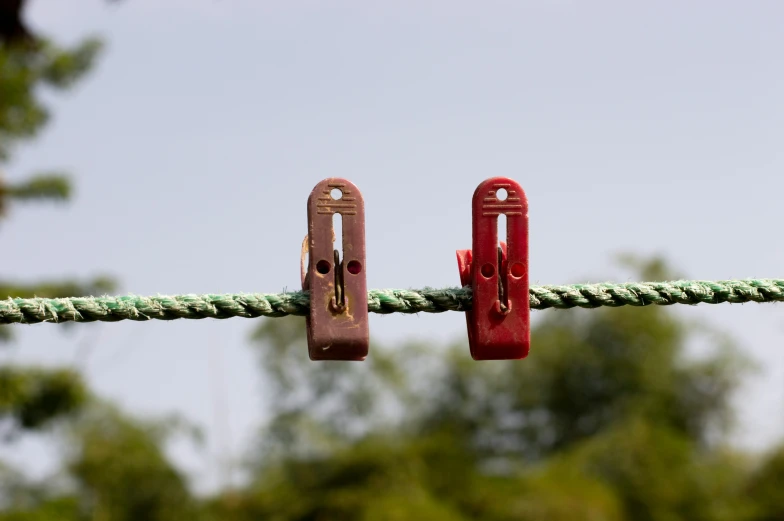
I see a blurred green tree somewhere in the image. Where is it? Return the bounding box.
[0,11,116,518]
[63,404,202,521]
[0,7,203,521]
[0,403,202,521]
[0,3,114,430]
[0,367,87,434]
[745,444,784,520]
[0,23,110,298]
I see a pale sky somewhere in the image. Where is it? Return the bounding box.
[3,0,784,493]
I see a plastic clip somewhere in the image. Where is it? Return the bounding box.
[301,178,369,361]
[456,177,530,360]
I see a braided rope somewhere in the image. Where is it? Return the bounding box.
[1,279,783,325]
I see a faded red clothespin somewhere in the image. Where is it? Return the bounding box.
[456,177,530,360]
[301,178,369,361]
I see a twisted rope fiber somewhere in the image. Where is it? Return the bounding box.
[2,279,783,325]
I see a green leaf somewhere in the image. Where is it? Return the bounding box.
[3,173,71,202]
[0,276,116,299]
[0,367,88,431]
[40,38,103,89]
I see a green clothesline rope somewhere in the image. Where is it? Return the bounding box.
[1,279,783,325]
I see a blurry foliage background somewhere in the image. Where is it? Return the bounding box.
[2,4,784,521]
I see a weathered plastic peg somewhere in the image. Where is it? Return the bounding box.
[456,177,530,360]
[301,178,369,361]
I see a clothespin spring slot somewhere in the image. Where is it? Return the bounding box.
[331,249,345,312]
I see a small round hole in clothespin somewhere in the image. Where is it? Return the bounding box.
[316,260,331,274]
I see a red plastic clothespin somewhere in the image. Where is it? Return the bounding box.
[456,177,530,360]
[301,178,369,361]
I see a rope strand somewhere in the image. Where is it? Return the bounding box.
[2,279,783,325]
